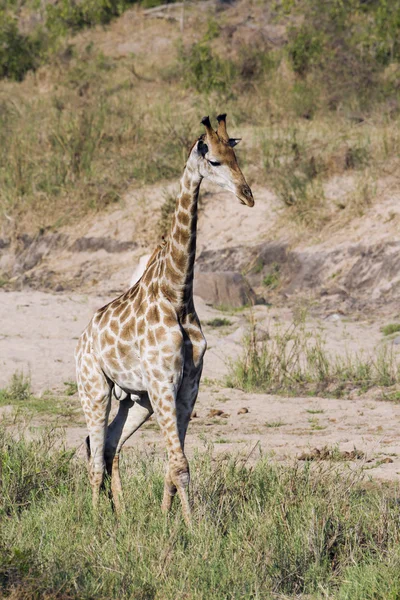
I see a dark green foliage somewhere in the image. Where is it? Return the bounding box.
[262,263,280,289]
[178,40,236,94]
[0,12,41,80]
[206,318,232,327]
[45,0,123,36]
[287,26,324,76]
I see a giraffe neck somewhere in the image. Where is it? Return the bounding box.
[161,156,202,312]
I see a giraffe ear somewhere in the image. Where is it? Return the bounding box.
[228,138,241,148]
[197,139,208,157]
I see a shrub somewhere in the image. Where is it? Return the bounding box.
[0,12,42,80]
[45,0,122,36]
[178,40,236,94]
[287,25,325,76]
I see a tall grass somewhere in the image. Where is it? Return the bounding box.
[2,1,400,236]
[227,316,400,396]
[0,48,195,230]
[1,428,400,598]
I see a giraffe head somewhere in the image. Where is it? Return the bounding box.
[193,114,254,207]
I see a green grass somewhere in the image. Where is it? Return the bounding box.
[0,372,81,421]
[265,420,285,428]
[308,417,326,431]
[64,380,78,396]
[1,429,400,599]
[262,263,280,289]
[0,371,31,405]
[227,317,400,396]
[206,318,232,328]
[381,323,400,336]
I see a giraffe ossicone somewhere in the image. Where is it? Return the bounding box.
[75,114,254,524]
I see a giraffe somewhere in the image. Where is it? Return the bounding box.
[75,114,254,524]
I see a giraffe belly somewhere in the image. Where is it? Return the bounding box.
[111,369,147,395]
[100,355,147,396]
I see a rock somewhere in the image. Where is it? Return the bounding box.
[194,271,255,308]
[380,457,394,464]
[190,411,198,419]
[208,409,225,417]
[326,313,341,322]
[393,337,400,345]
[237,407,249,414]
[71,237,136,254]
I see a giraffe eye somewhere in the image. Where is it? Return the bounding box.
[208,160,221,167]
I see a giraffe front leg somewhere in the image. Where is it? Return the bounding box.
[104,393,153,516]
[168,363,203,515]
[147,379,192,525]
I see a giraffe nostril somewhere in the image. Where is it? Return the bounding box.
[239,185,254,206]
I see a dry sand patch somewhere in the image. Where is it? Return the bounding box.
[1,289,400,482]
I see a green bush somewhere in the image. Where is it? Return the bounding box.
[287,26,325,76]
[0,12,42,80]
[178,40,236,94]
[45,0,123,36]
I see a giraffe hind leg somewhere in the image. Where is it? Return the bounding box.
[104,393,153,516]
[77,361,112,510]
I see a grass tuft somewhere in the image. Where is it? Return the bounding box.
[227,315,400,396]
[0,371,31,404]
[382,323,400,336]
[206,318,232,328]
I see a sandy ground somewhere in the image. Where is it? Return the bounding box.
[1,289,400,483]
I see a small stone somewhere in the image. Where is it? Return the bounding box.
[380,457,394,464]
[237,407,249,415]
[208,409,224,417]
[221,413,230,418]
[326,313,341,322]
[393,336,400,345]
[190,411,198,419]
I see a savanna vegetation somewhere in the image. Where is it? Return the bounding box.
[1,428,400,599]
[2,3,400,597]
[2,0,400,233]
[227,312,400,397]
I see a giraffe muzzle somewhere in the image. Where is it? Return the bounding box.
[238,185,254,207]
